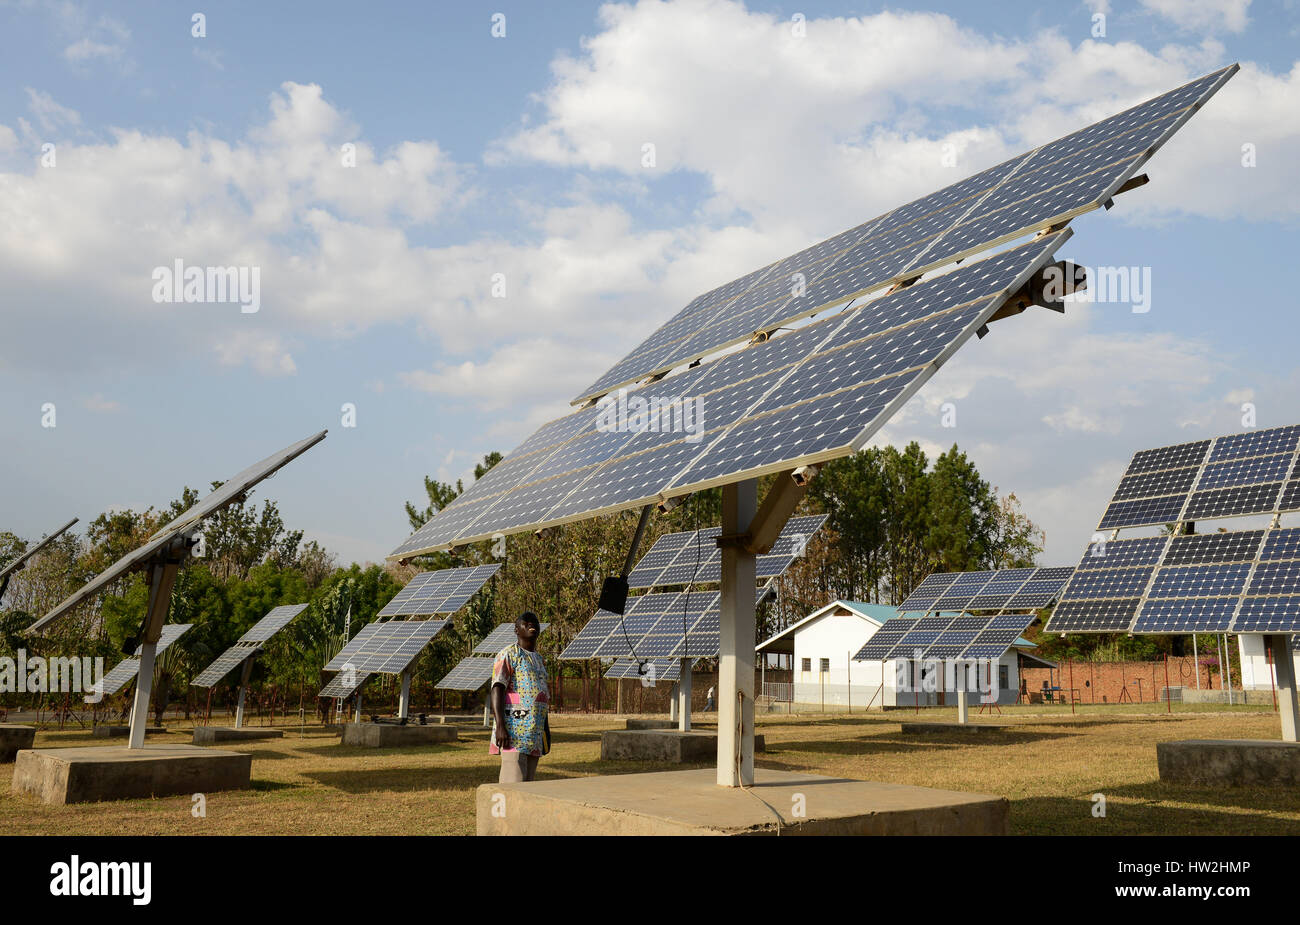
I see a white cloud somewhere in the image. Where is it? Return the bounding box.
[24,88,81,134]
[1140,0,1252,33]
[63,38,123,64]
[83,393,120,412]
[213,330,297,376]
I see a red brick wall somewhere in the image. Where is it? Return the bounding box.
[1021,657,1231,704]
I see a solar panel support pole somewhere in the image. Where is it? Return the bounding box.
[1266,636,1299,743]
[678,658,692,732]
[399,668,412,720]
[717,479,757,787]
[957,686,969,724]
[669,683,679,722]
[234,657,254,729]
[128,553,182,749]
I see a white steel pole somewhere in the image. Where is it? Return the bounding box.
[717,479,756,787]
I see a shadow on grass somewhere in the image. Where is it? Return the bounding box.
[304,763,498,793]
[1009,793,1300,836]
[1101,778,1300,815]
[247,779,298,793]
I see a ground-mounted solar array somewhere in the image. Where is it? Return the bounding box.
[320,669,372,699]
[391,229,1074,558]
[97,624,192,696]
[560,586,769,661]
[896,566,1075,613]
[192,603,310,687]
[569,66,1237,408]
[378,564,501,617]
[323,620,450,675]
[33,432,327,633]
[1051,421,1300,635]
[435,656,496,691]
[625,515,827,587]
[853,613,1035,662]
[471,621,551,655]
[604,658,683,683]
[1096,424,1300,531]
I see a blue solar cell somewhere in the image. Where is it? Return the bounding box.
[1111,466,1198,501]
[1281,481,1300,512]
[1233,598,1300,633]
[1261,528,1300,561]
[1196,453,1293,490]
[1126,440,1211,475]
[854,619,916,660]
[1209,425,1300,462]
[1247,561,1300,596]
[1146,564,1252,598]
[1183,483,1282,520]
[1061,568,1154,600]
[1075,536,1168,569]
[1048,598,1141,633]
[1164,531,1264,565]
[1134,598,1238,633]
[1098,494,1187,530]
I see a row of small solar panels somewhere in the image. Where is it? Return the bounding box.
[896,566,1075,614]
[854,613,1035,663]
[627,515,827,588]
[1097,424,1300,529]
[98,624,192,696]
[559,587,769,661]
[192,603,309,687]
[1050,528,1300,634]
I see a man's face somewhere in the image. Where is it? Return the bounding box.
[516,618,540,642]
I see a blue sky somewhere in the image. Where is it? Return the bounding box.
[1,0,1297,567]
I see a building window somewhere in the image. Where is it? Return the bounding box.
[819,658,830,673]
[801,658,811,672]
[999,665,1009,691]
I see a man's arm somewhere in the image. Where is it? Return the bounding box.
[491,681,509,750]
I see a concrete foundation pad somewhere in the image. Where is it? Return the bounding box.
[1158,739,1300,786]
[601,729,764,762]
[477,767,1007,835]
[626,718,678,730]
[92,725,167,738]
[339,722,459,748]
[900,722,1006,735]
[11,745,252,805]
[0,725,36,762]
[192,726,284,745]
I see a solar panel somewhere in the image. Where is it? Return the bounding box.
[97,624,192,696]
[897,566,1072,613]
[378,564,500,617]
[1096,424,1300,531]
[853,617,917,661]
[435,656,497,691]
[390,231,1072,558]
[191,644,258,688]
[32,432,326,633]
[239,603,309,643]
[560,586,766,660]
[569,66,1235,407]
[320,670,370,699]
[962,614,1037,660]
[0,517,78,583]
[604,658,682,683]
[323,620,449,675]
[626,515,827,588]
[472,621,551,655]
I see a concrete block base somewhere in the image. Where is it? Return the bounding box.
[900,722,1006,735]
[11,745,251,805]
[477,767,1008,835]
[0,725,36,762]
[1158,739,1300,786]
[339,722,459,748]
[601,729,764,762]
[92,725,166,738]
[626,718,677,730]
[192,726,284,745]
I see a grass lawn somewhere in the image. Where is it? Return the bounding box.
[2,704,1298,835]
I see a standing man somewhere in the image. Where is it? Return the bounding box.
[704,684,716,712]
[490,611,549,782]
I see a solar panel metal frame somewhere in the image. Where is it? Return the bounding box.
[32,432,326,632]
[323,619,449,675]
[560,586,766,660]
[569,66,1237,408]
[320,670,371,699]
[378,564,501,618]
[896,566,1072,613]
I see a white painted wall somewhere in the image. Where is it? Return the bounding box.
[1237,636,1300,690]
[790,612,888,708]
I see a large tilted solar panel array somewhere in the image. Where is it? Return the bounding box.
[320,670,372,699]
[192,603,310,687]
[559,586,769,661]
[435,656,496,691]
[323,620,450,674]
[472,621,551,655]
[392,232,1071,557]
[378,564,501,617]
[1096,425,1300,530]
[572,66,1237,407]
[626,515,828,587]
[604,658,683,683]
[1048,526,1300,635]
[852,613,1035,662]
[98,624,193,696]
[896,566,1076,613]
